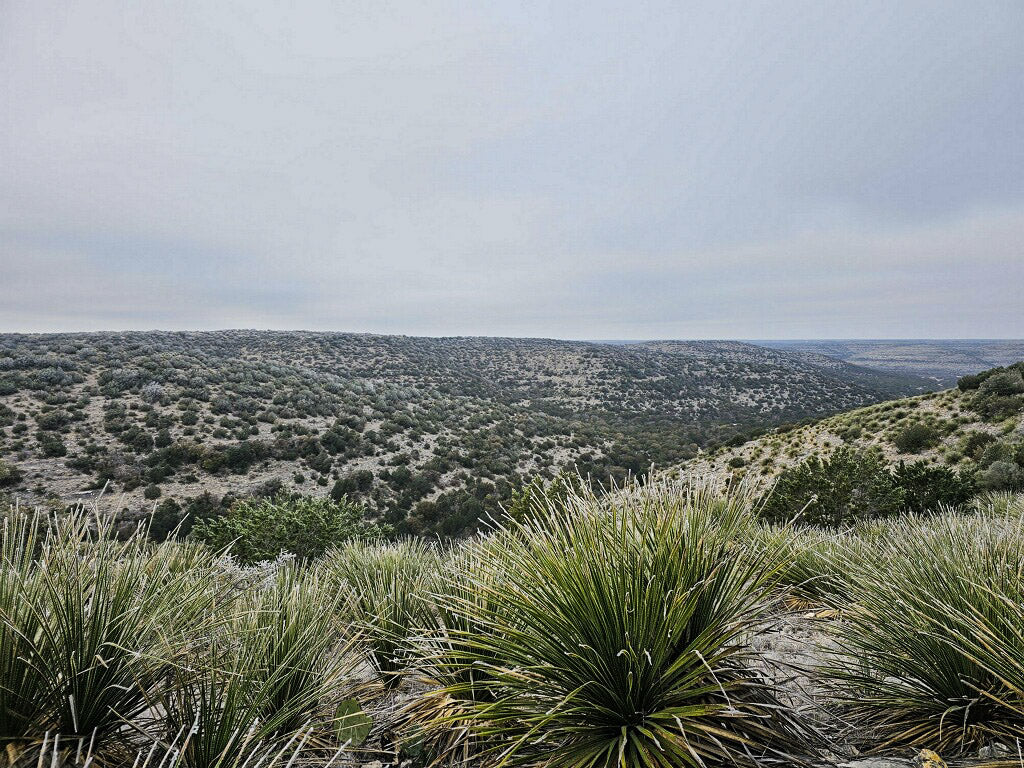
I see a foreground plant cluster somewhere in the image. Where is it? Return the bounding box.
[2,480,1024,768]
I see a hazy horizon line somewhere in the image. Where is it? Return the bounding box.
[1,328,1023,344]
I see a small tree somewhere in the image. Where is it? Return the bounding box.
[149,497,183,541]
[892,460,975,514]
[760,447,904,526]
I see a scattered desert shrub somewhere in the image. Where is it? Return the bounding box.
[891,421,939,453]
[961,430,998,459]
[0,459,21,488]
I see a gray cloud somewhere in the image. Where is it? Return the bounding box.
[2,0,1022,337]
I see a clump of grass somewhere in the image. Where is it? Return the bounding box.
[162,563,355,768]
[430,477,820,768]
[0,504,362,767]
[824,508,1024,755]
[320,538,439,690]
[974,490,1024,518]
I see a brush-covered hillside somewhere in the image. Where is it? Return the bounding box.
[0,331,929,535]
[678,360,1024,493]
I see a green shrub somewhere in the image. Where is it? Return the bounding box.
[432,478,818,767]
[980,370,1024,397]
[148,498,184,541]
[330,469,374,501]
[34,409,69,431]
[760,448,904,526]
[961,430,997,459]
[957,373,983,391]
[891,460,975,514]
[969,367,1024,421]
[838,425,862,441]
[976,460,1024,492]
[192,494,387,564]
[891,421,939,454]
[0,460,21,488]
[36,431,66,457]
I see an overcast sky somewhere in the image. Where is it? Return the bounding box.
[2,1,1022,339]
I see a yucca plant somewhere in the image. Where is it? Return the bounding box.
[398,537,508,764]
[0,507,217,760]
[320,538,439,690]
[162,563,356,768]
[974,491,1024,519]
[747,522,878,606]
[4,729,349,768]
[433,477,819,768]
[0,510,48,742]
[823,509,1024,756]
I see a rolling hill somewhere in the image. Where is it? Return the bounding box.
[0,331,932,535]
[676,360,1024,493]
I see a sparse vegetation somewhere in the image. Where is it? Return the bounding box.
[0,331,928,537]
[682,362,1024,506]
[4,341,1024,766]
